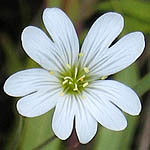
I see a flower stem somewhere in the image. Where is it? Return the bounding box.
[33,135,57,150]
[134,73,150,96]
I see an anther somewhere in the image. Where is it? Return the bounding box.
[81,95,86,99]
[83,82,88,88]
[63,80,68,85]
[80,78,84,82]
[78,75,85,82]
[100,76,108,80]
[69,81,72,84]
[50,71,54,75]
[84,67,89,73]
[79,52,84,57]
[61,87,69,96]
[60,92,64,96]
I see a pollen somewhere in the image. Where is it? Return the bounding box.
[79,52,84,57]
[80,78,84,82]
[60,92,65,96]
[78,75,85,82]
[100,76,108,80]
[50,71,54,75]
[81,95,86,99]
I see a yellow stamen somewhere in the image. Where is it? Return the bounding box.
[80,78,84,82]
[83,82,88,88]
[84,67,89,73]
[100,76,108,80]
[50,71,54,75]
[66,63,71,69]
[79,52,84,57]
[63,80,68,85]
[69,81,72,84]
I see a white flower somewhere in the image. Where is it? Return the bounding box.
[4,8,145,144]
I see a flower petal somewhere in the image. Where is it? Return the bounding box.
[22,26,65,71]
[87,80,141,115]
[4,68,60,97]
[17,89,60,117]
[43,8,79,66]
[81,12,124,67]
[75,96,97,144]
[83,88,127,131]
[89,32,145,76]
[52,95,75,140]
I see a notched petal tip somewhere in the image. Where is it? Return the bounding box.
[16,100,35,118]
[132,98,142,116]
[43,7,65,22]
[16,101,27,117]
[104,11,123,18]
[43,7,62,14]
[104,114,127,131]
[42,7,79,66]
[52,127,69,141]
[78,132,97,144]
[3,75,19,97]
[133,31,145,54]
[102,11,124,26]
[113,120,127,131]
[21,26,43,53]
[3,78,11,96]
[16,89,58,118]
[21,26,41,43]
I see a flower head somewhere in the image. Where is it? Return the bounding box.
[4,8,145,144]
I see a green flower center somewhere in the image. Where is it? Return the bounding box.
[59,64,91,96]
[49,53,108,96]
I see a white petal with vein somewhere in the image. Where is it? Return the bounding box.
[81,12,124,67]
[17,88,61,117]
[22,26,64,71]
[75,96,97,144]
[83,89,127,131]
[43,8,79,66]
[4,68,60,97]
[88,80,141,115]
[52,95,75,140]
[90,32,145,76]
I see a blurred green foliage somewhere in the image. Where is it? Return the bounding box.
[1,0,150,150]
[97,0,150,33]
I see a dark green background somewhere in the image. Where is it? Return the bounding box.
[0,0,150,150]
